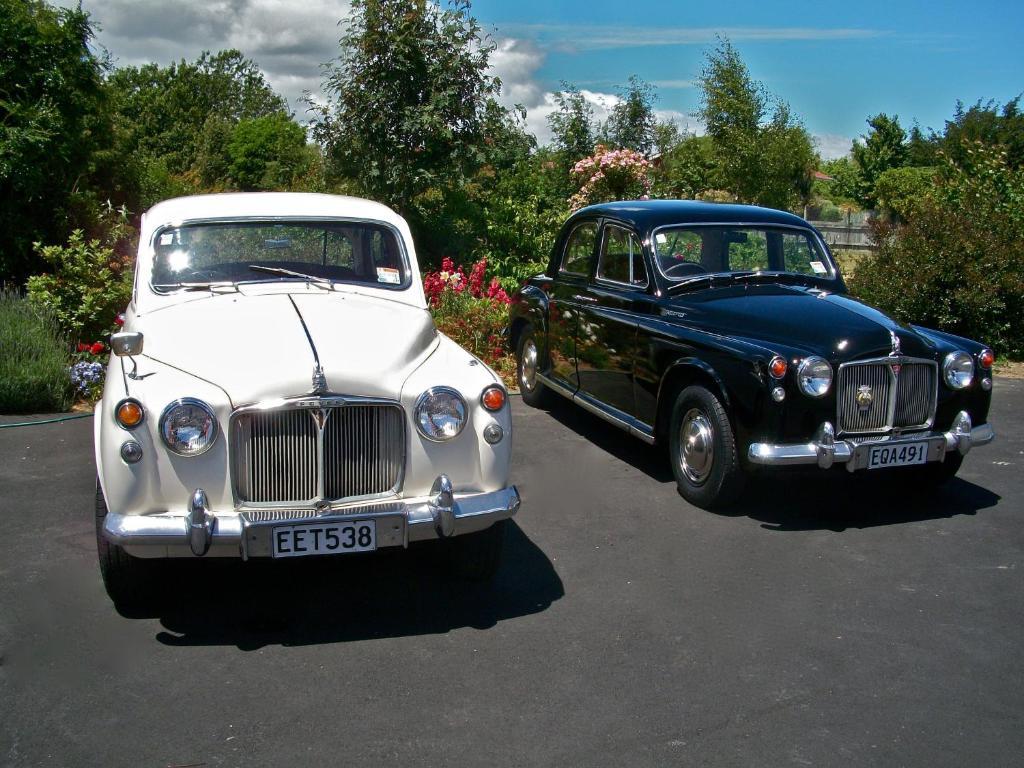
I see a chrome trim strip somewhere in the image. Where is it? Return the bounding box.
[536,377,657,446]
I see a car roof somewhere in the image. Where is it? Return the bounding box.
[142,192,406,230]
[568,200,811,232]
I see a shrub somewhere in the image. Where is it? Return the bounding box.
[424,258,515,385]
[569,145,653,211]
[0,292,73,413]
[849,142,1024,358]
[26,204,135,343]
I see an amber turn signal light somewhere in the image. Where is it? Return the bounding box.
[769,356,788,379]
[979,349,995,369]
[115,399,145,429]
[481,385,506,411]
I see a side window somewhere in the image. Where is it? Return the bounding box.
[598,225,648,287]
[561,222,598,275]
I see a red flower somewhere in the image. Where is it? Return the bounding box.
[89,342,105,355]
[77,342,89,352]
[114,313,125,327]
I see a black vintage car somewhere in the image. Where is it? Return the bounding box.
[508,200,996,508]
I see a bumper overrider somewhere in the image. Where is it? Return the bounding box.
[102,474,520,559]
[748,410,995,471]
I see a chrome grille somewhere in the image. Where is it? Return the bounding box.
[233,401,405,504]
[837,358,937,435]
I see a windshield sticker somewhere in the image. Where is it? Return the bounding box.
[809,260,827,274]
[655,233,668,244]
[376,267,400,285]
[159,233,173,245]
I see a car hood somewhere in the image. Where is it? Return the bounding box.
[666,283,937,360]
[136,291,438,405]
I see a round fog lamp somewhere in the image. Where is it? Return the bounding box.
[483,423,504,444]
[120,440,143,464]
[159,398,218,456]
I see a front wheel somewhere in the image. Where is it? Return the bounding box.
[668,386,746,509]
[95,479,161,610]
[516,327,551,408]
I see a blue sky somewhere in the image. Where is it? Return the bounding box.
[70,0,1023,159]
[472,0,1024,156]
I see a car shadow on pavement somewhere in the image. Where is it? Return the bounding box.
[724,473,1002,532]
[143,521,562,650]
[533,396,1001,532]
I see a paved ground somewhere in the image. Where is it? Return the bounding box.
[1,380,1022,767]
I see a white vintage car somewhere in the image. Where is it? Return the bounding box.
[95,193,519,606]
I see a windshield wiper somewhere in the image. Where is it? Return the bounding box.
[731,271,819,287]
[248,264,334,290]
[666,272,751,292]
[153,281,239,293]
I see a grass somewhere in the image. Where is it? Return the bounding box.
[0,291,73,413]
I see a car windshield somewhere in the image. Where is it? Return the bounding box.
[653,225,834,281]
[151,220,407,291]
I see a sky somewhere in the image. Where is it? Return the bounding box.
[63,0,1024,160]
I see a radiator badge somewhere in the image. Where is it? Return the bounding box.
[856,385,874,410]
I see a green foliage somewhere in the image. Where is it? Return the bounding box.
[849,142,1024,357]
[227,113,310,191]
[25,205,134,343]
[941,97,1024,169]
[313,0,500,216]
[696,37,816,209]
[873,165,937,221]
[0,291,72,413]
[653,135,717,199]
[851,113,908,208]
[813,156,860,207]
[547,83,596,175]
[605,76,657,155]
[0,0,111,280]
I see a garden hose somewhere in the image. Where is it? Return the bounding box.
[0,412,93,429]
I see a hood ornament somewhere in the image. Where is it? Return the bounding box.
[889,329,902,357]
[311,364,328,394]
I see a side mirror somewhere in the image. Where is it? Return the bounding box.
[110,331,143,357]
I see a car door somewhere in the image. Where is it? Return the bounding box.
[545,219,599,391]
[575,222,652,418]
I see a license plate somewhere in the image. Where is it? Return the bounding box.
[867,441,929,470]
[271,520,376,558]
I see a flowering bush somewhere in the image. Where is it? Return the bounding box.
[569,145,653,211]
[423,258,515,386]
[69,340,108,399]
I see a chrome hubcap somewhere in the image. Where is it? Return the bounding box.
[520,340,538,392]
[679,409,714,485]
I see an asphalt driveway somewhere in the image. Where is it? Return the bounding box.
[1,380,1021,767]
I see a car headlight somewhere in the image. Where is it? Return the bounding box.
[415,387,467,441]
[159,398,218,456]
[797,356,833,397]
[943,351,974,390]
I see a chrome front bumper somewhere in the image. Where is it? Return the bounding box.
[102,474,520,559]
[748,410,995,471]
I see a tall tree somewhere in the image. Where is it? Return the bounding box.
[606,76,657,155]
[547,83,596,167]
[941,97,1024,169]
[0,0,110,279]
[851,113,908,208]
[696,37,815,209]
[312,0,500,215]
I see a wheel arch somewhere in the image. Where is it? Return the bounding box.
[654,359,732,445]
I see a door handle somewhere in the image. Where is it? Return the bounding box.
[573,294,598,304]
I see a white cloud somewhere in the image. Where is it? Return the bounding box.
[814,133,853,160]
[66,0,351,114]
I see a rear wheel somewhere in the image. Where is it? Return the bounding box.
[95,479,161,610]
[517,327,551,408]
[446,520,507,582]
[668,385,746,509]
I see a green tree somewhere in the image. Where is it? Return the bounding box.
[547,83,596,171]
[227,113,310,191]
[0,0,110,280]
[814,156,860,207]
[653,134,717,199]
[851,113,908,208]
[312,0,500,216]
[696,37,815,209]
[940,97,1024,169]
[606,76,657,155]
[873,165,937,221]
